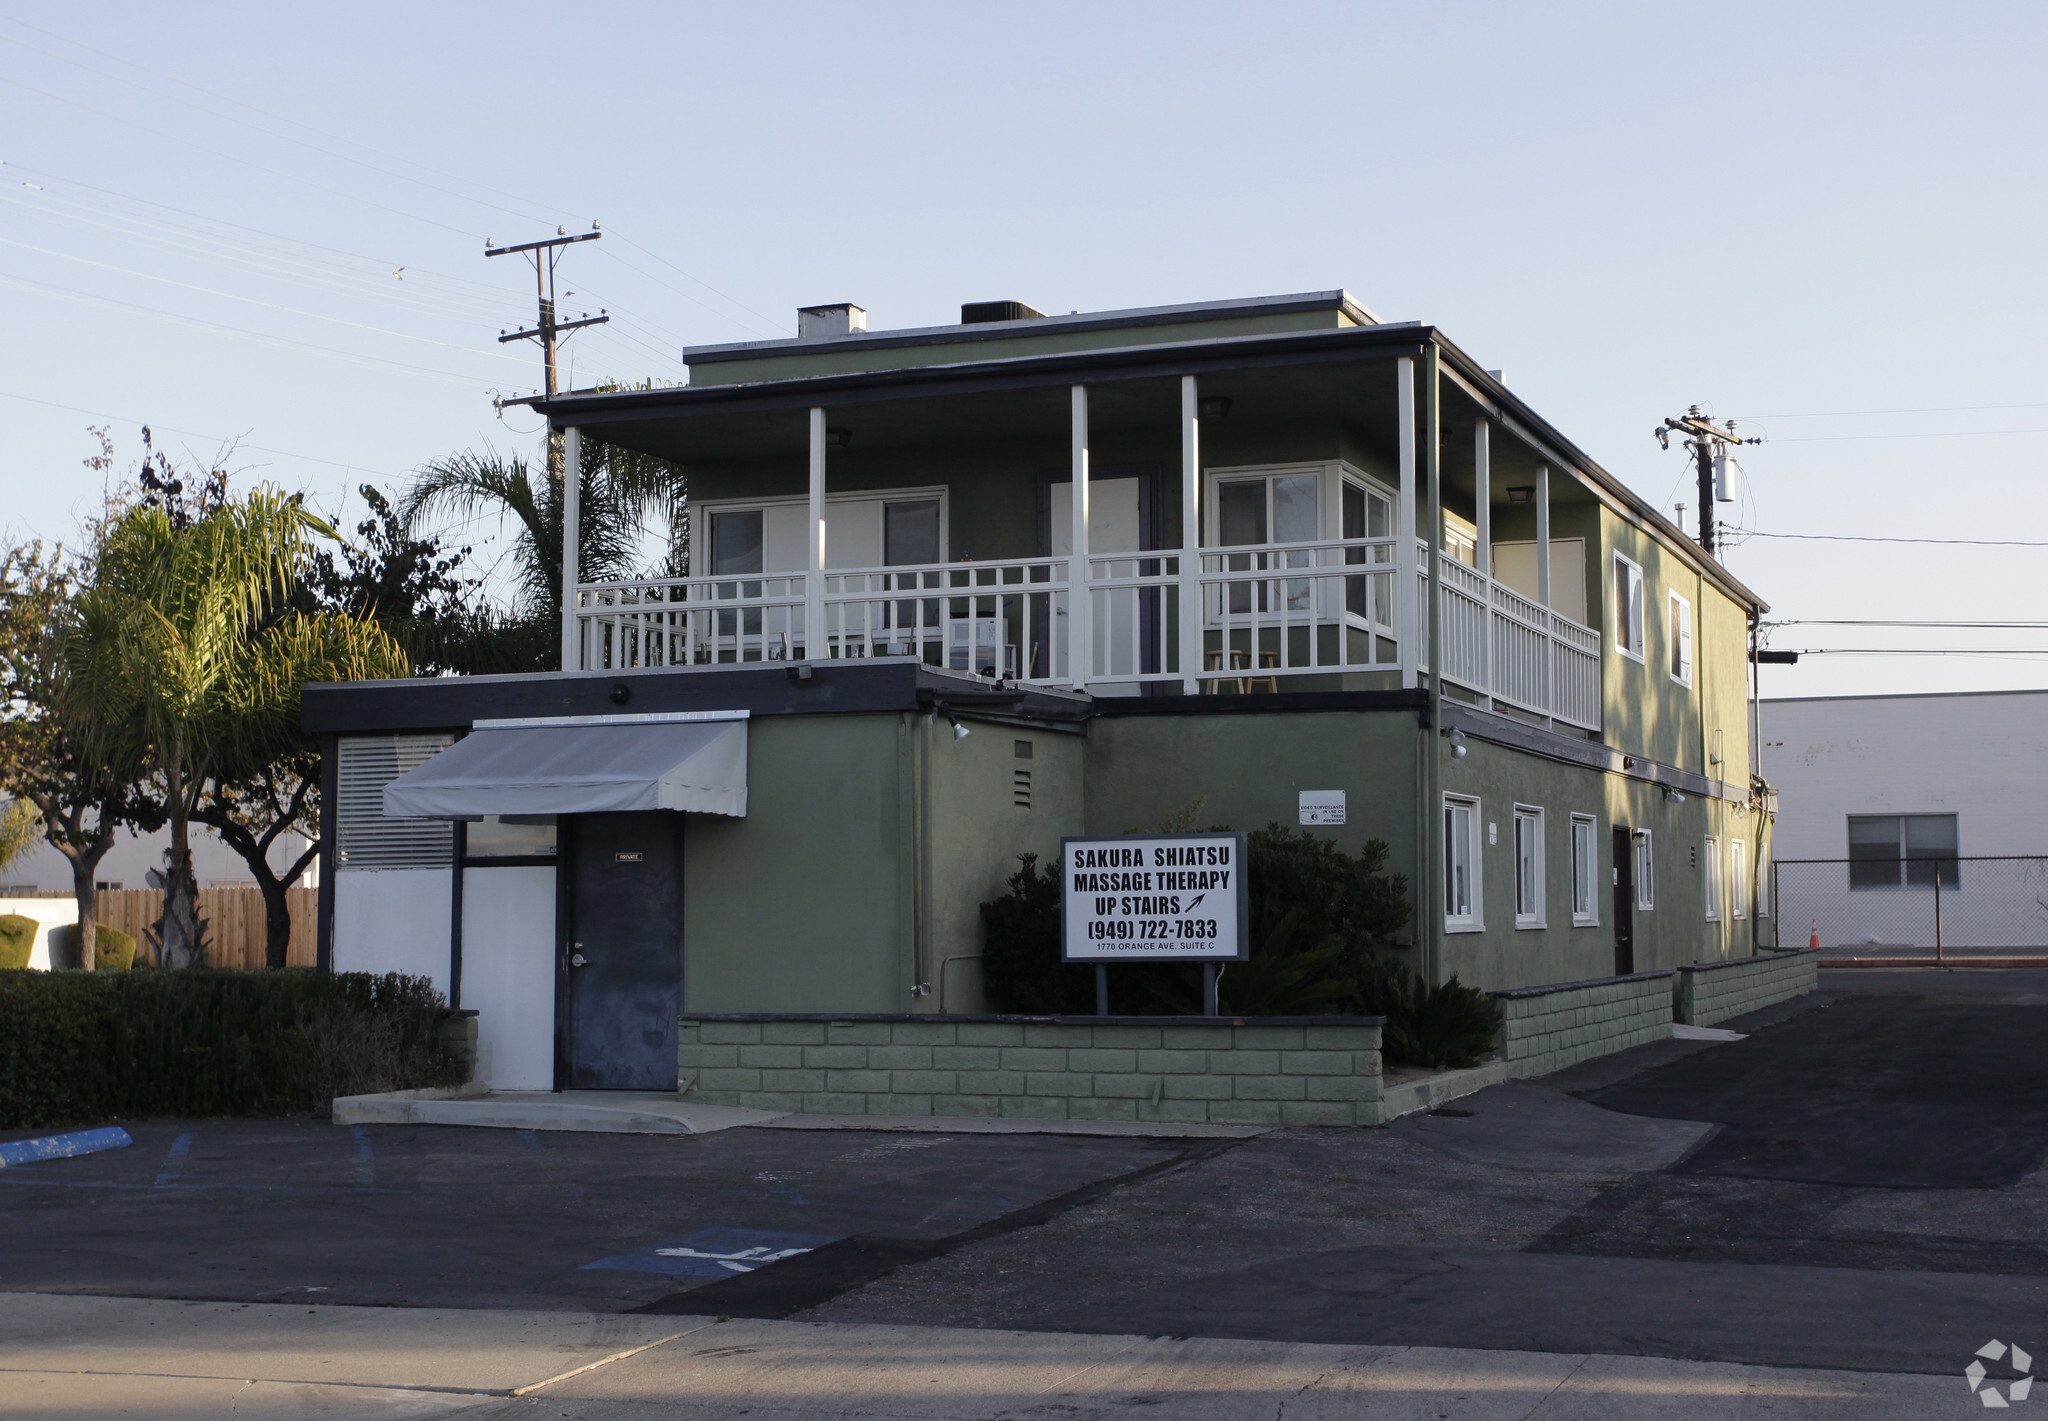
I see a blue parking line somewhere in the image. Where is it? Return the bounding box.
[350,1127,375,1190]
[153,1133,194,1187]
[0,1127,132,1168]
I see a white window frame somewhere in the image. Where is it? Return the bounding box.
[1570,813,1599,927]
[688,484,951,577]
[1667,590,1694,687]
[1443,794,1484,933]
[1204,460,1399,633]
[1757,846,1771,918]
[1633,828,1655,911]
[1612,553,1646,662]
[1704,834,1723,922]
[1513,805,1545,929]
[1731,838,1749,920]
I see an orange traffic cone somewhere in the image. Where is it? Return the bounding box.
[1809,920,1820,950]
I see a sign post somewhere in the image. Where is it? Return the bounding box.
[1060,832,1250,1017]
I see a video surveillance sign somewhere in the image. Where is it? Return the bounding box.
[1060,832,1249,962]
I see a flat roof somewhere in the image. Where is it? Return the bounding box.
[682,290,1380,365]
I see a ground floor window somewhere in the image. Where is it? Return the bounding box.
[1570,814,1598,926]
[1514,806,1545,928]
[1633,829,1654,911]
[1444,795,1481,931]
[1731,838,1750,920]
[1705,835,1723,921]
[1758,847,1771,918]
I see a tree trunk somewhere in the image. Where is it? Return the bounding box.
[261,873,292,970]
[157,749,207,968]
[70,851,97,972]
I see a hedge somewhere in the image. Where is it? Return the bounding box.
[0,915,32,971]
[0,969,468,1130]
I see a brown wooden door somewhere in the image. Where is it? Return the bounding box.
[1612,826,1636,976]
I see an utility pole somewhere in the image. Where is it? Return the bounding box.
[1656,406,1760,556]
[487,226,610,476]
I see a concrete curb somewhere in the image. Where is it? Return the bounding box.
[1371,1062,1508,1123]
[332,1088,782,1136]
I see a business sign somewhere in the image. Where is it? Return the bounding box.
[1060,833,1249,962]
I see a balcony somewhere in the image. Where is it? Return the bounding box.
[571,534,1601,731]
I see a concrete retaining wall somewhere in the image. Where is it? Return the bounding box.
[678,1014,1385,1127]
[1490,971,1675,1079]
[1674,949,1819,1026]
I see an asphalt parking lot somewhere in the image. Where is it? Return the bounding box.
[4,969,2044,1381]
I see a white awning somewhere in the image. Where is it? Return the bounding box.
[381,710,747,819]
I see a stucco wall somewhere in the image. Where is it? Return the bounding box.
[679,1013,1384,1126]
[332,868,451,998]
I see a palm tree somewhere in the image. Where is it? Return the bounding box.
[399,429,686,642]
[65,487,383,966]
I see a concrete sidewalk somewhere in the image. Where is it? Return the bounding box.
[0,1292,1984,1419]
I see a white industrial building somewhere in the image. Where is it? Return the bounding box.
[1761,689,2048,952]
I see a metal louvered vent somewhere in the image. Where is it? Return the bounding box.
[336,734,455,870]
[1013,768,1032,809]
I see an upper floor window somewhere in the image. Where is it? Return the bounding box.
[1848,813,1960,889]
[711,510,764,575]
[1613,554,1646,661]
[1668,591,1693,686]
[1218,472,1319,547]
[694,488,948,577]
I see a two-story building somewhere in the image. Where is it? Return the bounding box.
[304,291,1780,1096]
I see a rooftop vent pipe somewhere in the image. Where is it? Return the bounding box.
[798,304,867,340]
[960,300,1047,324]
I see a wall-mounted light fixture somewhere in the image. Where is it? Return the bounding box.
[1445,727,1468,759]
[1506,486,1536,504]
[1197,396,1232,420]
[932,701,971,741]
[1663,787,1686,803]
[825,426,853,448]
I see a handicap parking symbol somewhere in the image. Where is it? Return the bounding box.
[580,1227,844,1279]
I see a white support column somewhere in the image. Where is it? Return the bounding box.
[559,425,581,672]
[1536,463,1553,720]
[807,406,827,661]
[1178,375,1202,694]
[1069,385,1091,689]
[1395,358,1417,689]
[1474,419,1491,706]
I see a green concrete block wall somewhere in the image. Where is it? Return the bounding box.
[679,1015,1385,1125]
[1674,949,1818,1026]
[1491,971,1674,1079]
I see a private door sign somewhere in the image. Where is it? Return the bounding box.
[1060,833,1249,962]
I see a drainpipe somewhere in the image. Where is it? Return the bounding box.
[1421,344,1445,986]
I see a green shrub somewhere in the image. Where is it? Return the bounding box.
[0,914,33,971]
[47,923,136,971]
[0,969,468,1130]
[979,853,1096,1014]
[1358,955,1504,1069]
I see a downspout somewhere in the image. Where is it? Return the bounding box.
[1422,343,1445,986]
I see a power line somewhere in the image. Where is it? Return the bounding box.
[0,389,403,480]
[1765,427,2048,443]
[1765,619,2048,629]
[1781,648,2048,657]
[1732,530,2048,548]
[1733,401,2048,420]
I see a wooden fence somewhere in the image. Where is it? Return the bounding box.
[95,886,319,970]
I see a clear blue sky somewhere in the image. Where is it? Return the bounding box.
[3,1,2043,696]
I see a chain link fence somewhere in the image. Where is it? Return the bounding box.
[1774,856,2048,957]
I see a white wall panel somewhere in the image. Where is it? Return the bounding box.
[332,868,452,997]
[459,866,557,1091]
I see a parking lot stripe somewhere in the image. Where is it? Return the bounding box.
[151,1133,194,1187]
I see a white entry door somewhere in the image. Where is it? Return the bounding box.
[1051,477,1143,687]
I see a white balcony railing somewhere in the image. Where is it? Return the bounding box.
[571,539,1602,730]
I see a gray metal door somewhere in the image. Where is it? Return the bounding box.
[565,812,684,1090]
